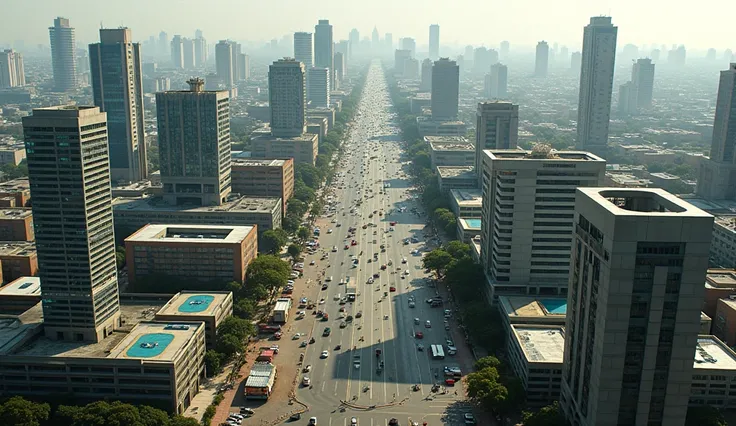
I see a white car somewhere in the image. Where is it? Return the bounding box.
[332,246,338,252]
[425,320,432,328]
[401,257,407,264]
[327,229,333,234]
[309,417,318,426]
[321,350,329,358]
[302,376,311,386]
[351,418,358,425]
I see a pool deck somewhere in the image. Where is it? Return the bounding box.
[156,291,231,318]
[110,322,203,361]
[499,296,567,325]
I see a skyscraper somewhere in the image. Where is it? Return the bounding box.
[571,51,582,72]
[158,31,168,58]
[561,187,713,426]
[89,28,147,182]
[402,38,416,58]
[238,53,250,81]
[697,63,736,200]
[269,58,306,138]
[372,27,380,49]
[420,58,433,91]
[535,41,549,77]
[617,81,638,115]
[293,32,313,69]
[231,42,244,81]
[349,28,360,52]
[193,34,207,67]
[474,102,519,174]
[429,24,440,60]
[49,17,78,92]
[171,35,184,69]
[314,20,334,89]
[632,58,655,108]
[0,49,25,88]
[430,58,459,121]
[488,63,508,98]
[216,40,234,88]
[473,47,491,75]
[576,17,618,154]
[336,40,350,66]
[500,41,510,60]
[334,52,345,86]
[22,106,121,342]
[156,78,231,206]
[182,38,195,69]
[307,67,330,108]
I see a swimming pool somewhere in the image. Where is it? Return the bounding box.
[178,295,215,313]
[465,219,481,229]
[540,298,567,315]
[125,333,174,358]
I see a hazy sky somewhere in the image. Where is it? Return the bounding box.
[2,0,734,51]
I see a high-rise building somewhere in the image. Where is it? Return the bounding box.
[473,47,491,75]
[385,33,393,51]
[488,63,508,98]
[420,59,433,91]
[89,28,147,182]
[559,46,569,65]
[155,78,231,206]
[535,41,549,77]
[632,58,655,108]
[231,42,244,81]
[49,17,78,92]
[668,45,687,66]
[697,63,736,200]
[0,49,25,88]
[269,58,306,138]
[193,35,207,67]
[561,187,713,426]
[402,38,416,58]
[479,148,605,301]
[307,67,330,108]
[500,41,510,60]
[474,102,519,174]
[429,24,440,60]
[430,58,459,121]
[349,29,360,52]
[571,51,582,72]
[394,49,411,74]
[238,53,250,81]
[314,20,334,89]
[171,35,184,69]
[334,52,345,85]
[336,40,350,67]
[371,27,380,49]
[617,81,638,115]
[293,32,313,69]
[215,40,234,88]
[182,38,195,69]
[576,17,618,154]
[22,106,121,342]
[158,31,169,58]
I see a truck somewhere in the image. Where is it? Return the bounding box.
[272,298,292,323]
[245,363,277,400]
[346,285,357,301]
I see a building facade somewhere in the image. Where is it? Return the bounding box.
[170,35,184,69]
[314,20,334,89]
[49,17,77,92]
[251,133,318,165]
[632,58,655,108]
[475,102,519,178]
[711,218,736,268]
[307,67,330,108]
[215,40,234,89]
[269,58,307,137]
[431,58,459,121]
[293,32,313,69]
[429,24,440,60]
[0,208,34,241]
[0,49,25,88]
[487,63,508,99]
[535,41,549,77]
[231,158,294,216]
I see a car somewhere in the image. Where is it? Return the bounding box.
[351,240,357,246]
[293,333,302,340]
[401,257,407,263]
[290,413,302,421]
[409,301,415,308]
[425,320,432,328]
[240,407,255,415]
[332,246,338,252]
[356,311,362,318]
[414,317,420,324]
[310,260,316,265]
[388,419,398,426]
[320,350,329,358]
[415,331,424,339]
[344,244,350,250]
[404,270,410,275]
[323,328,331,336]
[322,284,328,290]
[463,414,476,425]
[300,341,307,347]
[309,417,318,426]
[327,229,333,234]
[302,376,311,386]
[230,413,245,420]
[303,364,312,372]
[351,418,357,426]
[389,286,396,292]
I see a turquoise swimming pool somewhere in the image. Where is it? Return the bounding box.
[178,295,215,313]
[465,219,481,229]
[540,298,567,315]
[125,333,174,358]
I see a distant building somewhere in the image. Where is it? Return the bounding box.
[632,58,655,108]
[49,17,77,91]
[420,59,432,91]
[475,102,519,179]
[215,40,235,88]
[293,32,313,69]
[449,188,482,218]
[401,37,416,57]
[314,20,334,89]
[428,24,440,60]
[535,41,549,77]
[487,63,508,98]
[269,58,306,137]
[0,276,40,314]
[416,116,466,138]
[394,49,411,74]
[0,49,25,88]
[426,136,474,168]
[711,218,736,268]
[307,67,330,108]
[431,58,459,121]
[618,81,638,115]
[0,241,37,282]
[0,178,30,207]
[170,35,184,69]
[333,52,344,85]
[0,139,26,166]
[437,166,477,192]
[251,133,318,165]
[231,158,294,216]
[507,325,565,407]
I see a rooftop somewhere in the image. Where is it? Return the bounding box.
[107,321,203,361]
[581,188,713,217]
[424,136,468,144]
[705,270,736,289]
[251,133,318,143]
[485,147,605,162]
[437,166,476,179]
[0,177,29,192]
[231,159,288,168]
[0,208,32,220]
[511,325,565,364]
[429,140,474,152]
[715,216,736,232]
[693,336,736,370]
[0,241,36,257]
[113,195,280,214]
[126,224,254,244]
[156,291,232,317]
[246,362,276,388]
[458,218,481,230]
[500,296,567,321]
[451,189,482,206]
[0,276,40,296]
[649,172,680,180]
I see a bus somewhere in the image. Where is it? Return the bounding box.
[430,344,445,360]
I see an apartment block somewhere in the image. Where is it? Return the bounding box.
[0,241,37,283]
[416,116,467,137]
[426,136,474,168]
[0,208,33,241]
[0,139,27,166]
[231,159,294,216]
[475,102,519,177]
[711,217,736,268]
[251,133,318,165]
[690,335,736,409]
[155,291,233,349]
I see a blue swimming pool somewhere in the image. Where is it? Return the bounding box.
[125,333,174,358]
[540,298,567,315]
[178,295,215,313]
[465,219,481,229]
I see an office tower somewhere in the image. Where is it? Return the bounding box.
[0,49,25,88]
[216,40,234,88]
[621,43,639,62]
[89,28,147,182]
[576,17,618,154]
[315,20,334,87]
[668,45,686,66]
[724,49,733,62]
[49,17,78,91]
[473,47,490,75]
[293,32,313,69]
[158,31,168,57]
[336,40,350,66]
[269,58,306,137]
[697,63,736,200]
[632,58,655,108]
[372,27,380,49]
[430,58,459,121]
[474,102,519,173]
[561,188,713,426]
[401,38,416,58]
[171,35,184,69]
[182,38,195,69]
[385,33,393,51]
[429,24,440,60]
[479,148,605,300]
[334,52,344,85]
[571,51,582,72]
[231,42,244,81]
[535,41,549,77]
[618,81,638,115]
[307,67,330,108]
[156,78,231,206]
[349,28,360,51]
[238,54,249,81]
[500,41,510,60]
[464,45,474,61]
[420,59,433,91]
[22,106,121,342]
[560,46,569,65]
[488,63,508,98]
[488,49,499,66]
[193,35,207,67]
[651,49,661,63]
[394,49,411,73]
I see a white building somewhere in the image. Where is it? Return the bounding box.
[0,49,25,88]
[307,67,330,108]
[215,40,235,88]
[632,58,655,108]
[293,32,313,69]
[269,58,306,138]
[449,188,482,218]
[487,63,508,99]
[426,136,474,168]
[535,41,549,77]
[507,325,565,407]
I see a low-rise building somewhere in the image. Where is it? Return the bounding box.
[155,291,233,349]
[437,166,477,192]
[231,159,294,216]
[0,208,33,241]
[111,181,163,198]
[416,116,467,137]
[711,217,736,269]
[703,270,736,318]
[456,218,481,243]
[306,117,328,143]
[125,224,257,285]
[0,241,37,283]
[409,93,431,114]
[0,276,40,314]
[498,296,568,331]
[251,133,319,165]
[506,325,565,408]
[307,107,335,130]
[690,335,736,409]
[449,188,482,218]
[0,177,30,207]
[713,298,736,346]
[0,137,26,166]
[604,172,652,188]
[649,171,683,193]
[427,136,475,168]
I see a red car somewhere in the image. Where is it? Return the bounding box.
[389,286,396,292]
[415,331,424,339]
[351,240,357,246]
[445,378,455,386]
[390,221,397,226]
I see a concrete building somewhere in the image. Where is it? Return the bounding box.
[49,17,77,91]
[618,81,638,115]
[697,63,736,201]
[269,58,307,138]
[89,28,147,182]
[713,297,736,346]
[394,50,411,75]
[535,41,549,77]
[307,107,335,131]
[0,276,41,314]
[0,241,37,283]
[401,38,416,58]
[314,20,334,89]
[0,139,26,166]
[293,32,313,69]
[431,58,459,121]
[0,208,33,241]
[507,324,565,407]
[215,40,235,89]
[702,269,736,319]
[155,291,233,349]
[251,132,318,165]
[475,102,519,179]
[333,52,345,86]
[689,335,736,409]
[307,67,330,108]
[576,17,618,155]
[480,148,605,300]
[437,166,477,192]
[429,25,440,60]
[416,117,467,137]
[561,188,713,426]
[711,218,736,268]
[632,58,655,108]
[426,136,474,167]
[449,188,482,218]
[155,78,231,207]
[420,59,432,91]
[230,158,294,216]
[498,296,568,330]
[170,35,184,69]
[487,63,508,99]
[238,53,250,81]
[457,218,481,243]
[193,36,207,68]
[125,224,257,285]
[22,106,120,343]
[0,49,25,88]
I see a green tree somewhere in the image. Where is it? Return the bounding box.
[444,240,470,259]
[246,255,290,298]
[204,349,224,377]
[474,355,501,371]
[288,199,309,218]
[169,416,201,426]
[522,402,566,426]
[0,396,50,426]
[282,214,301,233]
[216,333,244,357]
[293,182,316,203]
[233,298,257,319]
[217,316,254,341]
[466,366,501,398]
[422,249,453,278]
[287,243,302,260]
[295,164,323,189]
[261,229,288,254]
[297,226,311,241]
[243,282,269,301]
[139,405,171,426]
[685,406,728,426]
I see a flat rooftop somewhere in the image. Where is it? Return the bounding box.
[500,296,568,321]
[111,180,160,192]
[484,149,605,162]
[451,189,482,206]
[424,136,468,144]
[113,195,280,214]
[0,276,40,296]
[127,224,254,244]
[232,159,288,168]
[512,325,565,364]
[252,133,318,143]
[429,141,474,152]
[715,216,736,232]
[437,166,476,179]
[0,177,29,192]
[0,241,36,257]
[416,117,466,126]
[107,321,203,361]
[0,208,32,220]
[705,270,736,289]
[679,196,736,215]
[156,291,231,317]
[693,336,736,370]
[579,188,712,218]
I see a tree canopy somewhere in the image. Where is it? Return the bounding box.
[522,402,566,426]
[260,228,288,254]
